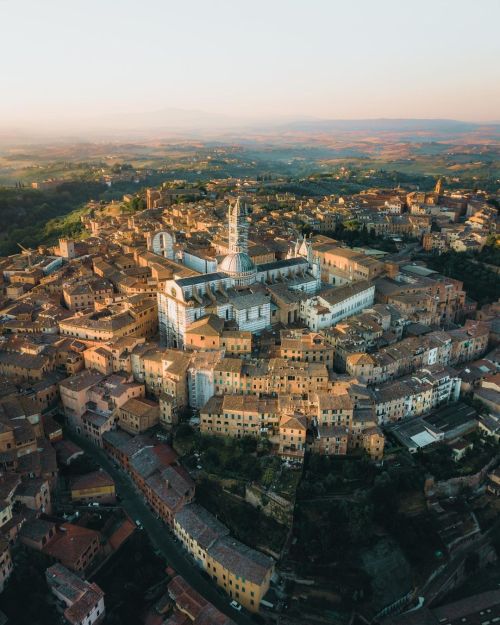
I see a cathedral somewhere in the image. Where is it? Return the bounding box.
[217,197,257,286]
[158,197,321,347]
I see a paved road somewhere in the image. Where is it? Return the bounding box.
[64,429,257,625]
[389,242,420,259]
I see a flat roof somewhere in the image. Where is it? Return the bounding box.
[176,272,228,287]
[257,257,308,272]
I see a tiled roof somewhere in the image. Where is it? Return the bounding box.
[207,535,274,586]
[43,523,101,566]
[174,503,229,550]
[71,470,115,493]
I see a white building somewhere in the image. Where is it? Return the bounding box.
[300,281,375,331]
[0,539,12,592]
[46,563,105,625]
[374,365,461,424]
[183,248,218,274]
[147,230,175,260]
[187,352,220,409]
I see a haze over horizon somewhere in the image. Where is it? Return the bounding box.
[1,0,499,137]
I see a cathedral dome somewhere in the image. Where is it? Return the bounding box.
[219,251,255,274]
[218,251,256,286]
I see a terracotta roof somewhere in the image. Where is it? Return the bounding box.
[46,563,105,625]
[120,396,159,418]
[280,414,307,431]
[43,523,101,568]
[71,470,115,493]
[108,517,135,551]
[167,575,235,625]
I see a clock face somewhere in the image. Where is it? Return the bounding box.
[171,288,177,297]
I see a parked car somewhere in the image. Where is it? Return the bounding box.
[230,600,242,612]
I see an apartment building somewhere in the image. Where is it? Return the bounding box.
[20,519,102,574]
[184,314,252,354]
[200,395,279,438]
[59,297,157,342]
[345,332,453,384]
[101,433,195,526]
[373,364,461,424]
[279,328,335,364]
[300,280,376,331]
[83,336,145,375]
[448,320,490,365]
[130,344,191,408]
[376,269,466,325]
[174,505,275,613]
[268,359,330,395]
[62,278,114,312]
[213,357,246,395]
[14,478,51,514]
[0,538,13,592]
[206,536,275,612]
[278,414,307,460]
[46,563,105,625]
[313,241,384,285]
[70,470,116,504]
[117,397,160,434]
[167,575,236,625]
[311,425,349,456]
[174,503,229,568]
[60,371,144,436]
[0,351,54,383]
[312,391,354,427]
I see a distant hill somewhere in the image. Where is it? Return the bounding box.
[274,118,492,133]
[1,113,499,144]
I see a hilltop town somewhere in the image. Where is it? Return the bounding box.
[0,170,499,625]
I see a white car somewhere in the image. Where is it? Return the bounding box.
[229,600,242,611]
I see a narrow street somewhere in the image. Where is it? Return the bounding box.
[63,428,257,625]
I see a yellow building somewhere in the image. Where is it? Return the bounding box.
[173,504,274,612]
[278,414,307,460]
[206,536,274,612]
[362,426,385,461]
[200,394,279,438]
[267,359,329,395]
[313,242,384,285]
[83,337,145,374]
[117,397,159,434]
[62,279,114,312]
[184,315,252,354]
[70,470,116,503]
[214,358,245,395]
[279,328,335,364]
[173,502,229,566]
[130,346,191,407]
[312,391,354,427]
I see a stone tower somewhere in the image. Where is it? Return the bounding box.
[218,197,256,287]
[227,196,249,254]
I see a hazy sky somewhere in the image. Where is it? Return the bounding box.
[1,0,499,129]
